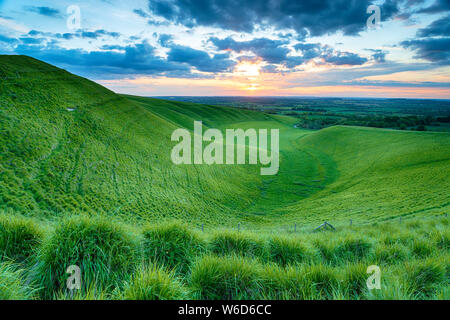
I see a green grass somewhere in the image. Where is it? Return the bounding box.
[0,262,35,299]
[34,216,139,298]
[141,222,206,274]
[0,55,449,300]
[190,255,261,300]
[0,213,43,262]
[209,230,266,260]
[118,265,187,300]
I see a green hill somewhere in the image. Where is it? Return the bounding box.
[1,55,449,300]
[1,55,449,229]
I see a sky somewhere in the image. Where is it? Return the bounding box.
[0,0,449,98]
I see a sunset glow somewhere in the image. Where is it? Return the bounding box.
[0,0,448,98]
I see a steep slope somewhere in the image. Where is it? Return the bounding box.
[1,55,449,230]
[0,55,265,225]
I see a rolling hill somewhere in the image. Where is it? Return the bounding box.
[0,55,449,300]
[1,55,449,229]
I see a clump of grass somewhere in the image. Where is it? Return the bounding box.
[258,264,312,299]
[410,238,434,258]
[267,236,312,266]
[403,259,446,298]
[303,264,339,299]
[35,216,139,298]
[0,214,43,262]
[142,222,205,274]
[0,262,35,299]
[190,255,260,300]
[209,230,266,260]
[342,263,369,299]
[375,243,409,265]
[381,233,415,246]
[428,230,449,251]
[315,236,373,265]
[118,265,188,300]
[54,284,110,300]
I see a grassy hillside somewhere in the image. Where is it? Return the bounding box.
[0,55,270,226]
[1,55,449,229]
[0,55,448,300]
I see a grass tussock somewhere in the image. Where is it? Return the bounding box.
[403,259,447,299]
[35,216,139,298]
[0,214,43,263]
[314,236,373,265]
[0,213,446,300]
[209,230,266,260]
[267,236,312,266]
[190,255,260,300]
[119,265,187,300]
[0,262,35,300]
[142,222,206,274]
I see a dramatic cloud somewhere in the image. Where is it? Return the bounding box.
[322,51,368,66]
[25,6,61,18]
[402,37,450,64]
[210,37,295,65]
[417,14,450,37]
[0,0,448,96]
[148,0,400,36]
[210,36,369,68]
[167,45,235,72]
[417,0,450,13]
[11,40,191,78]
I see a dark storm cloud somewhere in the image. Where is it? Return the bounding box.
[417,14,450,37]
[25,6,61,18]
[401,37,450,64]
[210,37,293,65]
[417,0,450,13]
[167,45,236,72]
[148,0,400,36]
[210,37,368,67]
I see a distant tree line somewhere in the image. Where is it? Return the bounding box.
[292,114,442,131]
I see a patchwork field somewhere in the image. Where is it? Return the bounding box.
[0,55,449,300]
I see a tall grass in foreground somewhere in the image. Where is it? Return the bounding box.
[0,214,43,263]
[33,216,140,299]
[118,265,187,300]
[0,262,36,299]
[142,222,206,274]
[0,214,448,300]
